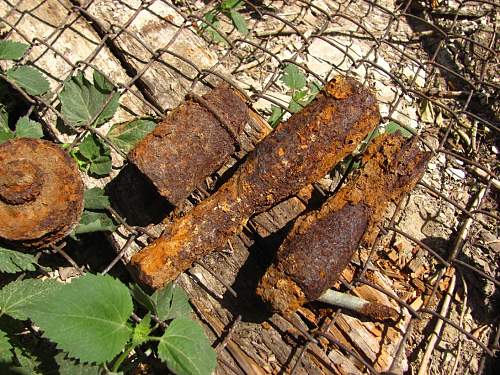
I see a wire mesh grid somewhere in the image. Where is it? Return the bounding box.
[0,0,498,373]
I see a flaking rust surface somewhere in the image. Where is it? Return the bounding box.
[131,76,381,289]
[129,86,248,206]
[0,139,84,248]
[257,134,431,315]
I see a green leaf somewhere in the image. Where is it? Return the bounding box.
[268,105,283,128]
[77,134,112,176]
[59,72,120,127]
[385,121,412,138]
[281,64,306,90]
[129,284,156,314]
[0,329,12,362]
[202,13,226,44]
[229,10,248,34]
[0,247,38,273]
[6,66,50,96]
[157,319,216,375]
[78,134,101,160]
[0,278,62,320]
[24,274,133,364]
[14,116,43,139]
[54,353,102,375]
[12,347,41,374]
[89,155,112,176]
[152,283,192,321]
[83,188,110,210]
[107,118,155,154]
[132,313,152,346]
[0,40,29,60]
[0,130,14,144]
[288,98,303,113]
[74,210,116,234]
[93,70,114,93]
[0,106,9,129]
[221,0,242,10]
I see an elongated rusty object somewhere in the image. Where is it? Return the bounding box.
[131,76,381,288]
[129,85,248,206]
[256,134,431,315]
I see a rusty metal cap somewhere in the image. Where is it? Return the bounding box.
[0,138,84,248]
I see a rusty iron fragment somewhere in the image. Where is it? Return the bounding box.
[0,138,84,248]
[128,85,249,206]
[256,134,431,315]
[131,76,381,289]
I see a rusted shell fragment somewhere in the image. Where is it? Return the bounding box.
[131,76,381,289]
[256,134,431,315]
[0,138,84,248]
[129,86,249,206]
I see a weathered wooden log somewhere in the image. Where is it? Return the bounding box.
[131,76,381,288]
[256,134,431,315]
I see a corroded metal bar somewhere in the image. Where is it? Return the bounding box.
[256,134,431,315]
[131,77,381,288]
[129,86,249,206]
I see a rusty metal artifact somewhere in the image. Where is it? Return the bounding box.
[0,138,84,248]
[256,134,431,315]
[129,85,249,206]
[131,76,381,289]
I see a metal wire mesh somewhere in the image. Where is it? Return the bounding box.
[0,0,498,373]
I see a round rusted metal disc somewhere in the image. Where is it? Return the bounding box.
[0,138,84,248]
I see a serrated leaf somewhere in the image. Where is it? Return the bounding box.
[132,313,152,346]
[6,66,50,96]
[281,64,306,90]
[0,247,38,273]
[107,118,155,154]
[0,41,29,60]
[229,10,248,34]
[0,329,12,362]
[385,121,412,138]
[157,319,216,375]
[0,279,61,320]
[59,72,120,127]
[268,105,283,128]
[13,347,41,374]
[152,283,192,321]
[54,353,102,375]
[129,284,156,314]
[83,188,110,210]
[24,274,133,364]
[14,116,43,139]
[74,210,116,234]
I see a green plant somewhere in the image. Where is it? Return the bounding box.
[0,273,216,374]
[200,0,248,43]
[0,50,214,373]
[268,64,322,128]
[0,40,50,96]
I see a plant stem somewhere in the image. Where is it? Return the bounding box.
[111,344,134,372]
[317,289,399,321]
